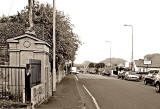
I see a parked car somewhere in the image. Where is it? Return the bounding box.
[88,68,96,74]
[89,70,96,74]
[144,72,158,85]
[118,71,126,80]
[79,70,84,73]
[154,72,160,92]
[73,71,80,74]
[124,71,140,81]
[102,70,111,76]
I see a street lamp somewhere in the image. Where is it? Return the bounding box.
[52,0,56,94]
[105,41,112,67]
[124,24,134,71]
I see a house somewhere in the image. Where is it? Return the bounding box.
[134,59,147,72]
[134,54,160,72]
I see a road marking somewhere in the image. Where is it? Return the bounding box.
[83,85,100,109]
[75,75,79,81]
[74,75,86,109]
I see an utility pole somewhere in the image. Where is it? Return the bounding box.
[124,24,134,71]
[52,0,56,93]
[131,26,133,70]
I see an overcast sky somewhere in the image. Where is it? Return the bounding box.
[1,0,160,64]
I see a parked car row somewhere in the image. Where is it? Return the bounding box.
[88,68,160,93]
[117,70,160,93]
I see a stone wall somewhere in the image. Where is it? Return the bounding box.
[57,65,66,83]
[31,84,45,107]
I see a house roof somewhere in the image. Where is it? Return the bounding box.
[135,54,160,68]
[7,33,51,47]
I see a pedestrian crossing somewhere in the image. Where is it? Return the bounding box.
[77,74,117,80]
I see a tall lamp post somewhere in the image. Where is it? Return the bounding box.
[52,0,56,94]
[105,41,112,67]
[124,24,134,71]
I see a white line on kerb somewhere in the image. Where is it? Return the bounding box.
[83,85,100,109]
[75,75,79,81]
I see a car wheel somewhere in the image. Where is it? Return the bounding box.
[155,83,160,93]
[144,80,148,85]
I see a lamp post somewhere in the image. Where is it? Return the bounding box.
[52,0,56,94]
[124,24,134,71]
[105,41,112,67]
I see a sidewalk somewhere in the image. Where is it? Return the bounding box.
[36,75,84,109]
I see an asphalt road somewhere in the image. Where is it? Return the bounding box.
[77,74,160,109]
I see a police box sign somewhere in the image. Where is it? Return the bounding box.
[144,60,152,65]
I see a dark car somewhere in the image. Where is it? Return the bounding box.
[102,70,111,76]
[154,72,160,92]
[144,71,158,85]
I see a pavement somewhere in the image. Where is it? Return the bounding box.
[36,74,85,109]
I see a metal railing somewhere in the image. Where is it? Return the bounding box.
[0,66,26,102]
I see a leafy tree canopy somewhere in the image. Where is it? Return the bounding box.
[95,63,105,68]
[88,63,95,68]
[0,1,81,69]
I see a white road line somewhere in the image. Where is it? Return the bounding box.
[83,85,100,109]
[75,75,79,81]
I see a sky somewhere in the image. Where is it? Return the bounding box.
[1,0,160,64]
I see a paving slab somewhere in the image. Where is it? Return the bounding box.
[36,75,83,109]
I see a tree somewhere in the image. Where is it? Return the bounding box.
[0,1,81,71]
[88,63,95,68]
[95,63,105,69]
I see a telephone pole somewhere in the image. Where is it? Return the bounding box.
[52,0,56,93]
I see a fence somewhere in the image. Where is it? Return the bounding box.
[0,66,26,102]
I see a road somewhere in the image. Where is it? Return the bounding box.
[77,74,160,109]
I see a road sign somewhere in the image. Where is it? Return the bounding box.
[144,60,151,65]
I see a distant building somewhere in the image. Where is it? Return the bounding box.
[125,62,130,67]
[134,54,160,72]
